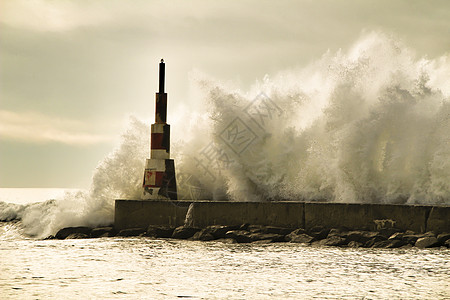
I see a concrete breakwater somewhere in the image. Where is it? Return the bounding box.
[43,201,450,249]
[114,200,449,234]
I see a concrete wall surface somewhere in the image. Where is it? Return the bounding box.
[115,200,449,233]
[115,200,190,230]
[427,206,450,233]
[304,203,431,233]
[188,201,304,228]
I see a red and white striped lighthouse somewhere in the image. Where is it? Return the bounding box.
[142,59,177,200]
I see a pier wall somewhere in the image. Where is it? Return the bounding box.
[114,200,449,233]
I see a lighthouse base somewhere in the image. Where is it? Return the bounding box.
[142,158,177,200]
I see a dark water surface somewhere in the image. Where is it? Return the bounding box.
[1,223,449,299]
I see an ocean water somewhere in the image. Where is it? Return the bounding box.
[1,189,449,299]
[1,221,449,299]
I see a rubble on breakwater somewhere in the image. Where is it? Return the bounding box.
[47,224,450,249]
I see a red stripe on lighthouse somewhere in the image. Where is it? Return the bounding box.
[151,133,164,149]
[143,170,165,187]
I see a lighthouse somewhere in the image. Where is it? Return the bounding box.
[142,59,177,200]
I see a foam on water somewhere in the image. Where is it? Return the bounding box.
[1,32,449,238]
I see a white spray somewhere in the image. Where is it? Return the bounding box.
[1,32,449,238]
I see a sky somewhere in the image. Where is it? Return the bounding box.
[1,0,449,188]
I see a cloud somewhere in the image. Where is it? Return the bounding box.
[0,110,112,145]
[0,0,111,32]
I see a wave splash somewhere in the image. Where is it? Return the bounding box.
[1,32,449,238]
[176,32,450,205]
[0,117,149,238]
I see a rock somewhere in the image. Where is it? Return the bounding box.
[225,230,252,243]
[55,226,92,239]
[388,232,404,240]
[146,225,174,238]
[91,227,116,238]
[308,226,330,240]
[264,226,293,235]
[415,237,439,248]
[423,231,436,237]
[289,228,308,236]
[444,239,450,248]
[364,235,386,248]
[239,223,250,231]
[378,228,402,239]
[249,232,285,242]
[206,225,240,239]
[172,226,200,239]
[372,239,406,248]
[346,231,379,244]
[403,234,422,245]
[248,225,266,233]
[347,241,363,248]
[192,229,215,241]
[321,236,347,247]
[43,235,55,240]
[287,233,314,244]
[327,227,349,238]
[436,233,450,245]
[116,228,146,237]
[66,233,89,239]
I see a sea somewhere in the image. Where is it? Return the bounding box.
[2,33,450,299]
[1,188,449,299]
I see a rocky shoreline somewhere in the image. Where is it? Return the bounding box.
[47,224,450,249]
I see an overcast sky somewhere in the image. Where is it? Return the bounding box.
[1,0,449,188]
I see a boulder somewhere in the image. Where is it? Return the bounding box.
[287,233,314,244]
[116,228,146,237]
[372,239,406,248]
[239,223,250,231]
[378,228,402,239]
[66,233,89,239]
[289,228,308,236]
[91,227,116,238]
[346,231,379,244]
[249,233,285,242]
[264,226,293,235]
[308,226,330,240]
[388,232,404,240]
[248,225,266,233]
[445,239,450,248]
[55,226,92,239]
[403,234,422,245]
[192,229,215,241]
[320,236,347,247]
[225,230,252,243]
[364,235,386,248]
[415,237,439,248]
[146,225,174,238]
[327,227,349,238]
[206,225,240,239]
[347,241,363,248]
[436,233,450,245]
[172,226,200,239]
